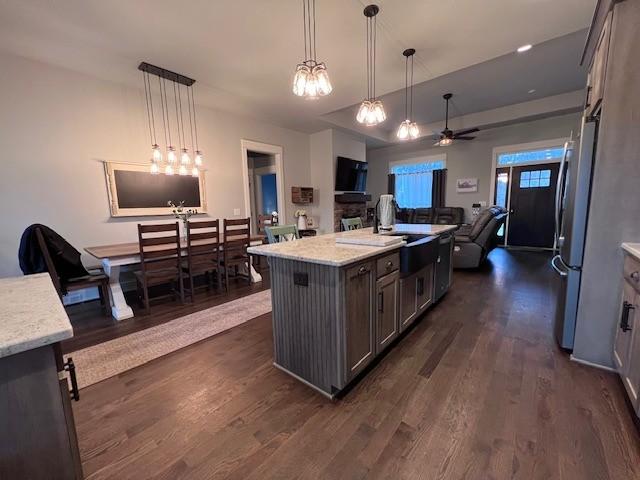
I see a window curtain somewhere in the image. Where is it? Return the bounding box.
[390,160,445,208]
[431,168,447,208]
[387,174,396,196]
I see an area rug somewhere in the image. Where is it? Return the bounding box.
[65,289,272,389]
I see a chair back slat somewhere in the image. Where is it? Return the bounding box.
[223,218,250,261]
[185,220,221,274]
[188,231,219,243]
[256,214,272,235]
[189,242,219,255]
[224,218,250,227]
[140,235,181,247]
[266,225,300,244]
[143,247,179,259]
[139,223,179,233]
[341,217,363,231]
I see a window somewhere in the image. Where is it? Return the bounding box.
[519,169,551,188]
[497,146,564,166]
[390,159,445,208]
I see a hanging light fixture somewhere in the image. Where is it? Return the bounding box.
[397,48,419,140]
[139,62,204,176]
[292,0,332,99]
[356,5,385,126]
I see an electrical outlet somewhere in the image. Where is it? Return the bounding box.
[233,208,241,215]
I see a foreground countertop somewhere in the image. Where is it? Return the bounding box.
[622,243,640,261]
[248,224,457,267]
[0,273,73,359]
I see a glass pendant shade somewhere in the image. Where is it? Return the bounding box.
[439,137,453,147]
[152,144,162,162]
[167,147,177,164]
[178,164,188,176]
[293,62,332,99]
[180,148,191,165]
[194,151,203,166]
[409,122,419,139]
[165,164,174,175]
[397,120,410,140]
[356,100,371,124]
[191,166,199,177]
[150,160,160,175]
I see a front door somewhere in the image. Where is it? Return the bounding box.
[507,164,559,248]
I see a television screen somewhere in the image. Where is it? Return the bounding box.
[335,157,368,192]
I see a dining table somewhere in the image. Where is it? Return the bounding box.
[85,234,265,320]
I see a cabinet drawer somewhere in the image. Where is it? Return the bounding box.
[376,252,399,278]
[623,254,640,292]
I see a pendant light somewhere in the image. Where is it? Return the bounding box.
[139,62,204,176]
[292,0,332,99]
[356,5,386,126]
[397,48,419,140]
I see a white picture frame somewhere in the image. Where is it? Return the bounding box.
[104,161,207,217]
[456,178,478,193]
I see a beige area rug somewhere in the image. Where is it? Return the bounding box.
[65,289,272,389]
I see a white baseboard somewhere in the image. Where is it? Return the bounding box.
[570,354,617,372]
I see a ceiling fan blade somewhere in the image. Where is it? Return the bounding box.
[452,127,479,137]
[455,136,476,140]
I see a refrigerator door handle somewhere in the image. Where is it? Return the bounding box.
[554,140,571,247]
[551,255,568,277]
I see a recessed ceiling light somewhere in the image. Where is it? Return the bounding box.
[517,44,532,53]
[528,89,536,94]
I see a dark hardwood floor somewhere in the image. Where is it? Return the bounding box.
[63,271,271,353]
[72,249,640,479]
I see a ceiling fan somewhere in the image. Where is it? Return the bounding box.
[434,93,479,146]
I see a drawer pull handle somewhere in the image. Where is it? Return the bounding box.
[378,292,384,312]
[358,266,368,275]
[386,261,393,268]
[621,301,635,332]
[64,357,80,402]
[631,271,639,282]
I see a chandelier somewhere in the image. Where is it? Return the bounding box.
[356,4,386,126]
[397,48,419,140]
[140,62,203,176]
[292,0,332,99]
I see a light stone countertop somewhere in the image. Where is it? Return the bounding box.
[622,243,640,261]
[248,224,458,267]
[0,273,73,359]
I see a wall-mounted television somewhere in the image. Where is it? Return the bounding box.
[335,157,368,192]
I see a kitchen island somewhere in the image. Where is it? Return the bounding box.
[248,224,457,398]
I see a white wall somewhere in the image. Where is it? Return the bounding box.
[0,51,310,277]
[309,129,367,233]
[367,113,581,222]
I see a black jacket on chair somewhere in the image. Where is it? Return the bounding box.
[19,224,89,281]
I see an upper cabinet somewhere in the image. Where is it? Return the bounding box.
[585,11,612,117]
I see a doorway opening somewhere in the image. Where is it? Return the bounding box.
[240,140,285,235]
[490,139,567,249]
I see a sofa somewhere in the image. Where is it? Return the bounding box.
[396,207,465,225]
[452,206,508,269]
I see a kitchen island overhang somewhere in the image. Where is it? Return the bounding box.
[249,224,457,398]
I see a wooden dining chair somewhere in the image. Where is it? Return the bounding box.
[222,218,251,289]
[341,217,363,231]
[256,214,273,236]
[34,227,110,315]
[135,222,184,314]
[265,225,300,244]
[182,219,222,301]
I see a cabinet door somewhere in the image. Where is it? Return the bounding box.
[399,272,418,332]
[345,261,374,380]
[587,11,612,116]
[376,271,399,352]
[614,281,636,375]
[416,264,434,312]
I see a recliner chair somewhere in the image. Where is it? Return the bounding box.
[453,206,507,269]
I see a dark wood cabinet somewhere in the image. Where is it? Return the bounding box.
[417,264,434,312]
[345,261,375,381]
[0,344,83,479]
[376,271,399,352]
[399,272,418,332]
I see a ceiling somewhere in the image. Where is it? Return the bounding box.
[0,0,597,140]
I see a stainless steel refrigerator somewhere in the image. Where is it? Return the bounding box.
[551,117,599,350]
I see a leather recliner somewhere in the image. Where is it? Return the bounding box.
[397,207,465,225]
[452,206,508,269]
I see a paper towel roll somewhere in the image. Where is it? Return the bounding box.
[379,194,395,229]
